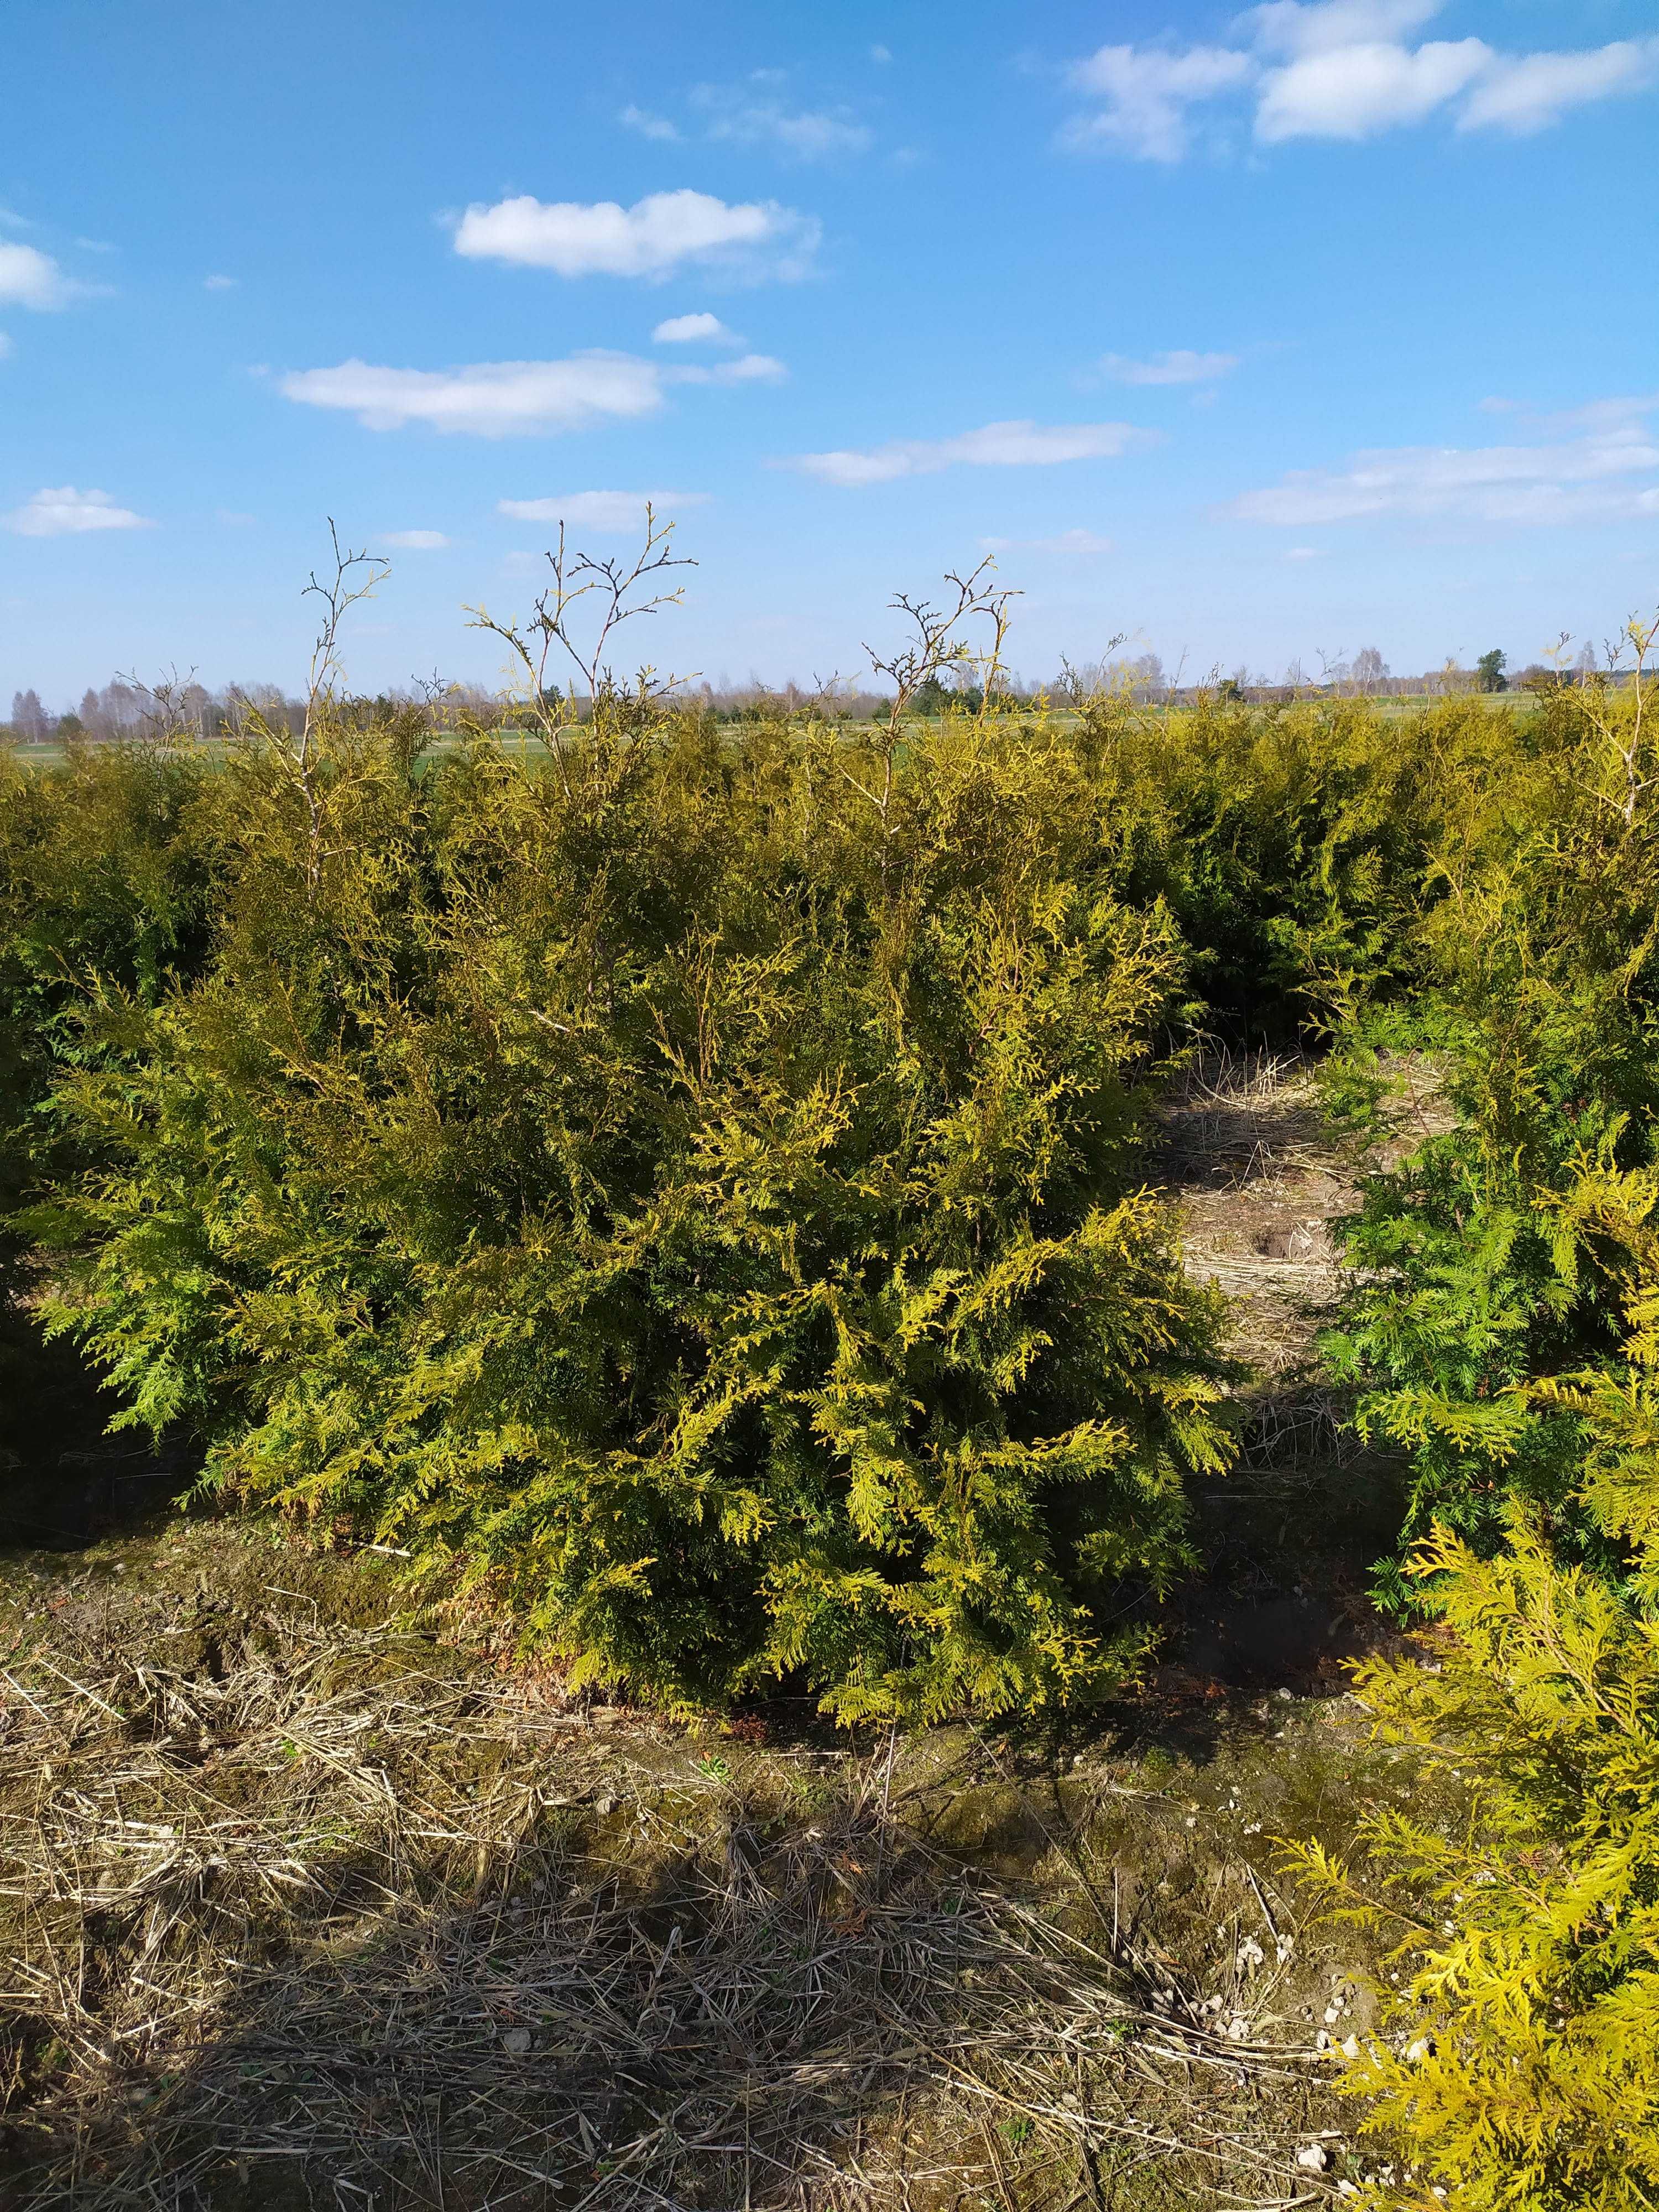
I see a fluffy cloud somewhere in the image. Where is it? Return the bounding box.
[1100,349,1238,385]
[651,311,739,344]
[498,491,711,532]
[1256,35,1490,139]
[1226,397,1659,526]
[0,241,77,311]
[1244,0,1442,59]
[452,189,819,281]
[788,420,1152,487]
[381,529,448,549]
[980,529,1114,555]
[1060,4,1659,155]
[4,486,152,536]
[1061,45,1255,161]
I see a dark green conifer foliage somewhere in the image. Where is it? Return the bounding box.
[1288,1158,1659,2211]
[1321,632,1659,1602]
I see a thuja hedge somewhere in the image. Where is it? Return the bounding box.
[15,710,1246,1719]
[0,683,1525,1712]
[1318,659,1659,1605]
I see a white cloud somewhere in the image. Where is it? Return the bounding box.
[1459,38,1659,133]
[499,490,711,532]
[1242,0,1442,59]
[870,44,892,64]
[691,83,873,160]
[204,273,238,290]
[981,529,1114,555]
[280,353,668,436]
[675,352,786,385]
[1062,44,1256,160]
[652,311,739,344]
[1256,36,1490,139]
[619,103,681,142]
[4,486,152,536]
[788,419,1152,487]
[1285,545,1326,559]
[1227,398,1659,526]
[1062,6,1659,155]
[280,348,785,437]
[0,241,77,311]
[451,189,820,281]
[1100,348,1239,386]
[382,529,449,549]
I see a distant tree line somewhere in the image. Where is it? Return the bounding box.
[2,640,1635,743]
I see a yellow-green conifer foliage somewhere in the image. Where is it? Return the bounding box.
[1290,1161,1659,2209]
[25,703,1234,1720]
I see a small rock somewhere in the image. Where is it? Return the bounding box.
[501,2027,532,2055]
[1225,2015,1249,2041]
[1405,2036,1437,2064]
[1295,2146,1332,2173]
[1341,2033,1361,2060]
[1235,1937,1265,1974]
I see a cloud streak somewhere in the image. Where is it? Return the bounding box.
[787,420,1154,487]
[5,486,152,536]
[1100,349,1239,385]
[499,491,711,532]
[1225,397,1659,526]
[280,350,784,436]
[690,83,873,161]
[980,529,1114,555]
[452,189,819,281]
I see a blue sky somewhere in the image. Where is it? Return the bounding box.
[3,0,1655,702]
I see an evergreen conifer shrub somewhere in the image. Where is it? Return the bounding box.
[27,706,1232,1718]
[1321,647,1659,1602]
[1289,1161,1659,2209]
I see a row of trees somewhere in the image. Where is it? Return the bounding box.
[8,645,1616,744]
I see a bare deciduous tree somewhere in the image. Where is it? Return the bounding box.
[1352,645,1388,694]
[864,558,1020,741]
[467,504,696,794]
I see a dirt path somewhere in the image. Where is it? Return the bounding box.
[1157,1050,1353,1386]
[1151,1049,1447,1694]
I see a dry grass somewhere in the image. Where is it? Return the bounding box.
[1158,1050,1350,1387]
[0,1528,1378,2212]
